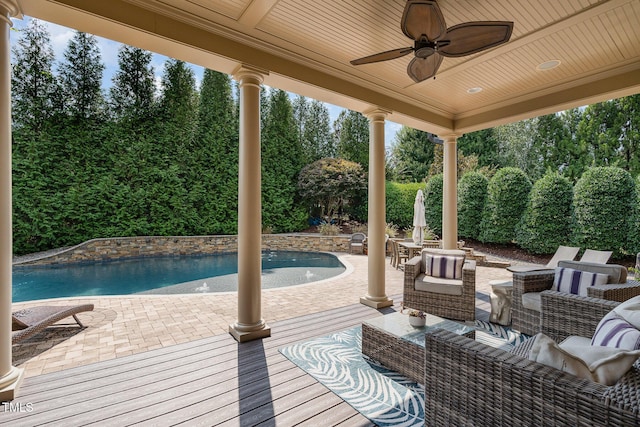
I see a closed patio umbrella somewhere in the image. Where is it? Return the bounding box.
[412,189,426,244]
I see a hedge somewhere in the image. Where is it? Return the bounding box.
[385,181,426,230]
[457,171,488,240]
[573,167,636,257]
[516,173,574,254]
[424,174,443,235]
[480,167,532,244]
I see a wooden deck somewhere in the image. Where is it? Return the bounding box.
[3,293,490,426]
[3,298,412,426]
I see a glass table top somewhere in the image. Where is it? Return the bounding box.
[363,311,475,347]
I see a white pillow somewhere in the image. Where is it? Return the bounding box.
[552,267,608,296]
[529,333,640,386]
[591,311,640,350]
[423,254,464,279]
[612,295,640,330]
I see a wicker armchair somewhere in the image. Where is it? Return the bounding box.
[512,260,640,336]
[424,326,640,426]
[403,249,476,321]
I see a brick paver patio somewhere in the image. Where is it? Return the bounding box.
[11,253,513,378]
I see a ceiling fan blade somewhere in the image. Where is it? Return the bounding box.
[401,0,447,41]
[407,53,443,82]
[438,21,513,57]
[350,47,413,65]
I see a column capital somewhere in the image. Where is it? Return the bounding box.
[437,133,463,143]
[363,107,392,122]
[232,64,269,86]
[0,0,21,21]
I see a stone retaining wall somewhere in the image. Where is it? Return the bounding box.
[15,234,351,266]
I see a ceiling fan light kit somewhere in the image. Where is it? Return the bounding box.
[351,0,514,83]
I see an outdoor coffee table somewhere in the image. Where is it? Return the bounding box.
[362,311,475,384]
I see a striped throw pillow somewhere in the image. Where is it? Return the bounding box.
[424,255,464,279]
[591,311,640,350]
[552,267,608,296]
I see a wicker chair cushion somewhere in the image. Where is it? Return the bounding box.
[552,267,609,296]
[423,254,464,279]
[530,332,640,386]
[557,260,627,284]
[414,274,463,295]
[521,291,542,312]
[591,311,640,350]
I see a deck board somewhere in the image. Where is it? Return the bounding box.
[3,299,405,426]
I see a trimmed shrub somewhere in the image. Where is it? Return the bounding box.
[424,174,443,235]
[480,167,532,243]
[385,181,425,230]
[516,173,574,254]
[627,176,640,255]
[457,172,488,239]
[573,167,636,257]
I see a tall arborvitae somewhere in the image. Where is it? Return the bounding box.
[11,19,64,253]
[389,126,435,183]
[335,110,369,169]
[59,31,105,121]
[303,99,334,162]
[109,45,156,121]
[56,30,109,243]
[196,69,239,234]
[106,45,158,236]
[262,89,307,232]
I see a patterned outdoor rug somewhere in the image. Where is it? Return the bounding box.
[279,320,529,427]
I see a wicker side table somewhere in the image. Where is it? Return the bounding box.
[361,312,474,383]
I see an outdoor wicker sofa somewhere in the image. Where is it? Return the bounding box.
[423,291,640,426]
[512,260,640,336]
[403,248,476,321]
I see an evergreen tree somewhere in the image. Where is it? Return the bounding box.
[457,172,488,239]
[59,31,105,121]
[11,19,65,253]
[389,126,435,182]
[457,129,501,168]
[302,99,334,162]
[335,110,369,169]
[196,69,239,234]
[109,45,156,121]
[11,18,59,133]
[616,95,640,177]
[262,89,307,232]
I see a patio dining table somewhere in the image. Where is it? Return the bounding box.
[398,241,423,260]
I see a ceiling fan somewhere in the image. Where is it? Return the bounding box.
[350,0,513,82]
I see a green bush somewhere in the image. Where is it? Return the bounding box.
[385,181,425,230]
[424,174,443,235]
[457,172,488,239]
[628,176,640,255]
[480,167,532,243]
[516,173,574,254]
[573,167,636,257]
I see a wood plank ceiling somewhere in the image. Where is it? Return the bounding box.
[18,0,640,135]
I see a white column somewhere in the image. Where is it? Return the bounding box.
[360,108,393,309]
[229,65,270,342]
[440,134,461,250]
[0,0,24,401]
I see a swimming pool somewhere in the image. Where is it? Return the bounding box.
[12,251,346,302]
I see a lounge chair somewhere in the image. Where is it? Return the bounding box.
[12,304,94,344]
[506,245,580,273]
[580,248,612,264]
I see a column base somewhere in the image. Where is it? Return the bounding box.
[229,322,271,343]
[360,296,394,309]
[0,367,24,401]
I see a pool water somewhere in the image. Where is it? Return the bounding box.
[12,251,345,302]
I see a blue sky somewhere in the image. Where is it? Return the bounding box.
[10,16,402,147]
